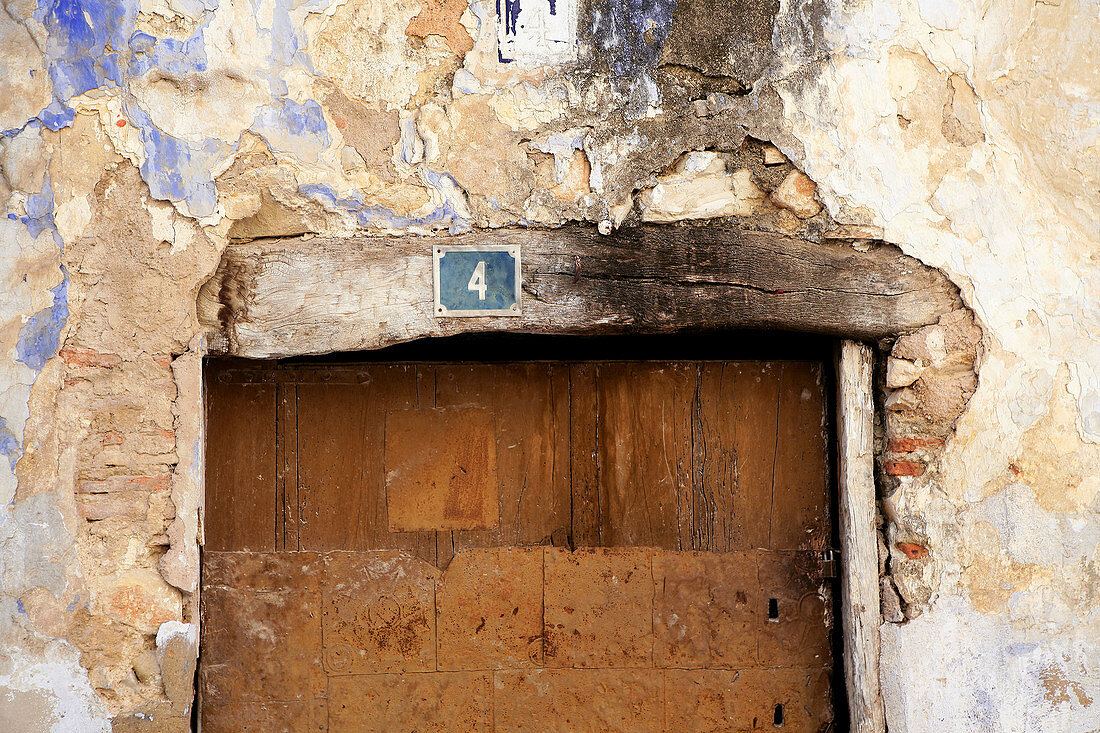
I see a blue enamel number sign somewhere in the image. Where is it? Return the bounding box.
[433,245,521,317]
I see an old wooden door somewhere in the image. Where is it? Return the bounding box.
[201,358,834,732]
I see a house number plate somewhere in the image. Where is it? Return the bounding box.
[433,245,521,317]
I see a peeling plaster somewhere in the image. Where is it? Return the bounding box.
[0,0,1095,728]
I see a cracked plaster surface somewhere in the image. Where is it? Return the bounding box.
[0,0,1096,728]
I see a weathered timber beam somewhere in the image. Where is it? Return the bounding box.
[837,340,887,733]
[197,226,961,358]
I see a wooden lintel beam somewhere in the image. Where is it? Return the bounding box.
[198,226,961,358]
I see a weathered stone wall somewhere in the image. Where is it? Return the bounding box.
[0,0,1095,730]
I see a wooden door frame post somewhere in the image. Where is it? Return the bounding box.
[837,340,887,732]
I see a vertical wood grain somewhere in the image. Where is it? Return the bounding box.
[276,382,299,551]
[596,362,694,549]
[204,376,277,551]
[837,341,886,733]
[296,366,422,553]
[437,363,572,550]
[693,362,781,551]
[569,364,600,546]
[771,362,830,551]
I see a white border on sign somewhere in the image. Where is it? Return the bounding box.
[433,244,522,317]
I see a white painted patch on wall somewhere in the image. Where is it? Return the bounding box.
[496,0,578,66]
[0,650,111,733]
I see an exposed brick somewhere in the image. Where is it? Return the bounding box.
[322,551,439,674]
[437,547,543,670]
[329,673,490,732]
[153,354,174,369]
[543,548,653,668]
[101,430,125,446]
[888,436,945,453]
[494,668,663,732]
[76,490,174,521]
[884,460,926,477]
[112,704,192,733]
[59,346,122,368]
[77,474,171,493]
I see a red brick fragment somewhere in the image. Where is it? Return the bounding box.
[888,436,945,453]
[77,474,171,493]
[884,460,925,477]
[895,542,930,560]
[59,347,121,368]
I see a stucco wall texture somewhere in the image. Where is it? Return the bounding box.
[0,0,1095,730]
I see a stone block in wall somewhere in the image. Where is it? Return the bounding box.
[156,621,197,716]
[322,551,439,674]
[328,672,491,732]
[102,569,182,635]
[436,547,543,670]
[493,668,663,732]
[735,667,833,731]
[652,551,758,668]
[543,548,654,668]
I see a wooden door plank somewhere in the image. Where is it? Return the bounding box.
[296,365,426,555]
[276,382,299,551]
[693,362,782,551]
[596,362,694,549]
[569,364,600,547]
[415,364,448,565]
[205,377,277,551]
[437,363,572,550]
[771,362,829,550]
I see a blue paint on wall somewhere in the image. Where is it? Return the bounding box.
[128,24,210,77]
[0,417,20,472]
[252,99,331,161]
[35,0,139,122]
[300,178,470,234]
[126,103,227,218]
[15,268,70,373]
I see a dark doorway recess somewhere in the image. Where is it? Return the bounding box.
[200,330,840,732]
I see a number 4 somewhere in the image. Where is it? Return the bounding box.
[468,261,487,301]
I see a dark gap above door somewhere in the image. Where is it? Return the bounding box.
[265,329,836,364]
